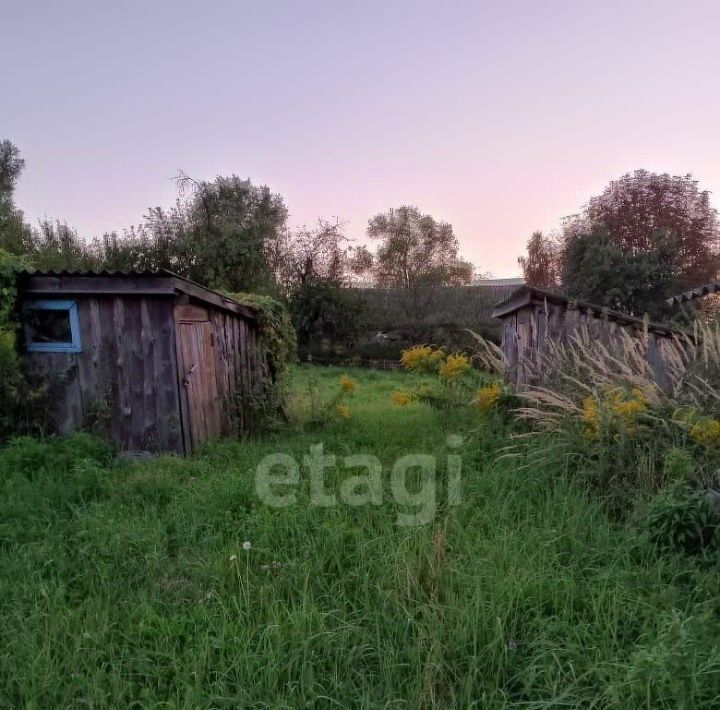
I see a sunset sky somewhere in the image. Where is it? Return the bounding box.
[3,0,720,276]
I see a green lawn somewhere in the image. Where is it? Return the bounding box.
[2,365,720,708]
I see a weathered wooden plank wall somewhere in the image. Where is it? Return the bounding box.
[26,294,183,453]
[500,300,682,390]
[22,276,269,453]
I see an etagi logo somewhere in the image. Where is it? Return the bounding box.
[255,435,463,526]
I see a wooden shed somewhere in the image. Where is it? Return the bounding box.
[17,270,269,455]
[491,285,686,389]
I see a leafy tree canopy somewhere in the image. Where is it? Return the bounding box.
[561,229,677,319]
[0,140,31,257]
[367,206,473,289]
[518,231,558,289]
[519,170,720,319]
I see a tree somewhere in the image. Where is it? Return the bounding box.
[518,170,720,318]
[563,171,720,293]
[518,231,559,288]
[23,220,101,272]
[0,140,24,199]
[170,172,288,292]
[289,281,367,347]
[0,140,31,256]
[8,171,290,292]
[271,218,376,295]
[366,205,473,318]
[272,219,350,296]
[579,171,718,287]
[561,228,677,318]
[270,219,370,346]
[367,205,473,287]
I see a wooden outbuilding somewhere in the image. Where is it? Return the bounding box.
[491,285,686,389]
[17,270,269,454]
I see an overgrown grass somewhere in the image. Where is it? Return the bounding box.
[2,366,720,707]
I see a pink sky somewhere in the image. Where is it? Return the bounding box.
[3,0,720,276]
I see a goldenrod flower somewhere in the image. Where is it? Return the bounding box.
[336,404,351,419]
[438,353,472,381]
[474,381,502,412]
[690,418,720,448]
[582,395,600,439]
[582,387,648,439]
[392,390,412,406]
[400,345,446,373]
[339,375,358,393]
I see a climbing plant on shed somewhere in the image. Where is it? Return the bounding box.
[232,292,297,424]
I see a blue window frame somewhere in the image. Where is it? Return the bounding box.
[24,300,82,353]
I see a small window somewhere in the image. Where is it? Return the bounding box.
[24,300,82,353]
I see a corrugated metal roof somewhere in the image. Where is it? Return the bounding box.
[23,268,177,278]
[667,282,720,306]
[19,269,258,318]
[474,281,528,315]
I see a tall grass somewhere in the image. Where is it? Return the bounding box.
[472,319,720,421]
[471,320,720,509]
[1,366,720,707]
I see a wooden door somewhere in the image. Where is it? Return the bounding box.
[177,318,222,450]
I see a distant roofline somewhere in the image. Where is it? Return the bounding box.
[472,277,525,286]
[492,284,686,337]
[667,282,720,306]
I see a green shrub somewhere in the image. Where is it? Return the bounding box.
[0,249,28,324]
[0,250,38,441]
[663,447,695,484]
[289,282,367,347]
[642,481,719,554]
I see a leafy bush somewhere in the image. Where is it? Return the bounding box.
[642,481,719,554]
[663,447,695,483]
[0,250,43,441]
[0,249,27,323]
[289,282,367,347]
[233,293,296,381]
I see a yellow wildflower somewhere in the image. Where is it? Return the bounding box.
[610,388,647,434]
[582,387,648,439]
[474,382,502,412]
[582,395,600,439]
[438,353,472,381]
[690,418,720,448]
[392,390,412,406]
[335,404,351,419]
[339,375,357,393]
[400,345,446,373]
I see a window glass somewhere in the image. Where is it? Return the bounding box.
[24,301,81,353]
[26,308,72,344]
